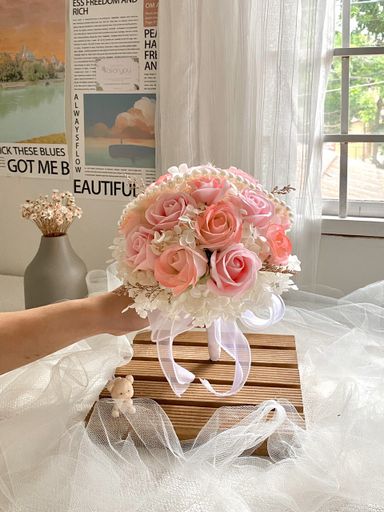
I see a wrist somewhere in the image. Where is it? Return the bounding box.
[83,294,107,335]
[87,292,130,335]
[89,290,148,336]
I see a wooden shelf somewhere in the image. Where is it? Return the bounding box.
[99,331,304,456]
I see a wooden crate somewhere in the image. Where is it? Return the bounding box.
[100,331,304,455]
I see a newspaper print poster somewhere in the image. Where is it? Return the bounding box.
[0,0,70,179]
[70,0,158,200]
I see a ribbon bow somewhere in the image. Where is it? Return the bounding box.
[149,294,285,397]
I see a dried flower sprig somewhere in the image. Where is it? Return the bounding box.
[271,185,296,195]
[261,262,297,275]
[21,190,82,237]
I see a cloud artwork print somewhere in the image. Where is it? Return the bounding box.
[84,93,155,169]
[111,164,300,397]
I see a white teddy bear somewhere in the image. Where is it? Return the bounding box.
[106,375,136,417]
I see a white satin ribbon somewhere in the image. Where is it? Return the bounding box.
[202,319,251,397]
[148,311,195,397]
[240,294,286,331]
[149,293,286,397]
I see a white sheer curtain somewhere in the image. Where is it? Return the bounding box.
[156,0,335,288]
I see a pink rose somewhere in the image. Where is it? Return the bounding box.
[154,173,170,185]
[120,210,146,237]
[208,244,261,297]
[145,192,197,231]
[154,245,208,296]
[265,224,292,265]
[190,177,231,205]
[196,202,242,250]
[125,225,156,271]
[227,166,261,188]
[270,204,292,231]
[237,189,274,227]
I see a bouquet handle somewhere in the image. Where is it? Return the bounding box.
[207,324,221,361]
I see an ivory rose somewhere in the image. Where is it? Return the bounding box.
[237,189,274,227]
[208,244,261,297]
[145,192,197,231]
[196,202,242,250]
[265,224,292,265]
[190,177,231,205]
[154,245,207,295]
[125,225,156,271]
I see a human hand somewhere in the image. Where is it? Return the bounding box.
[90,290,149,336]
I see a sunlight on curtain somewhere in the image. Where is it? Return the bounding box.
[156,0,335,288]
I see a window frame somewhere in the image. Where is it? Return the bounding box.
[323,0,384,219]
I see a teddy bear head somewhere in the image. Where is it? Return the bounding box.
[106,375,134,399]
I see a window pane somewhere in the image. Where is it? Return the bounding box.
[349,55,384,134]
[324,58,341,134]
[348,142,384,200]
[322,142,340,199]
[351,0,384,47]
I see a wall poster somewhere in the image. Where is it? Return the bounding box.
[68,0,158,200]
[0,0,69,180]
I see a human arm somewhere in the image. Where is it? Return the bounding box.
[0,292,148,375]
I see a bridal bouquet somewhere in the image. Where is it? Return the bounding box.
[112,164,300,397]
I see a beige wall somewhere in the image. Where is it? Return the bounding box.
[317,234,384,295]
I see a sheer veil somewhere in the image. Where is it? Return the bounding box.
[1,281,384,511]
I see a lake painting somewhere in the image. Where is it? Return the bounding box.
[0,81,65,143]
[0,0,66,143]
[83,93,156,169]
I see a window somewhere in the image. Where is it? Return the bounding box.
[322,0,384,218]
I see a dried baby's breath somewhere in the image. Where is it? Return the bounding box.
[21,190,82,236]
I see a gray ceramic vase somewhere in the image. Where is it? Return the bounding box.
[24,234,88,309]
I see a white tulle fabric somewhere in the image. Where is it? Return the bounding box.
[1,282,384,511]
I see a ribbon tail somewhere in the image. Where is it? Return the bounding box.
[149,312,195,397]
[200,319,251,397]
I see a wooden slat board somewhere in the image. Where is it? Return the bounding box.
[134,330,297,349]
[130,343,297,367]
[100,331,304,456]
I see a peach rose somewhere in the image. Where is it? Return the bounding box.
[237,189,274,227]
[196,202,242,250]
[125,225,156,271]
[154,245,208,296]
[145,192,197,231]
[265,224,292,265]
[190,177,231,205]
[208,244,261,297]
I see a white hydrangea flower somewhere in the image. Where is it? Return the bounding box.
[288,255,301,272]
